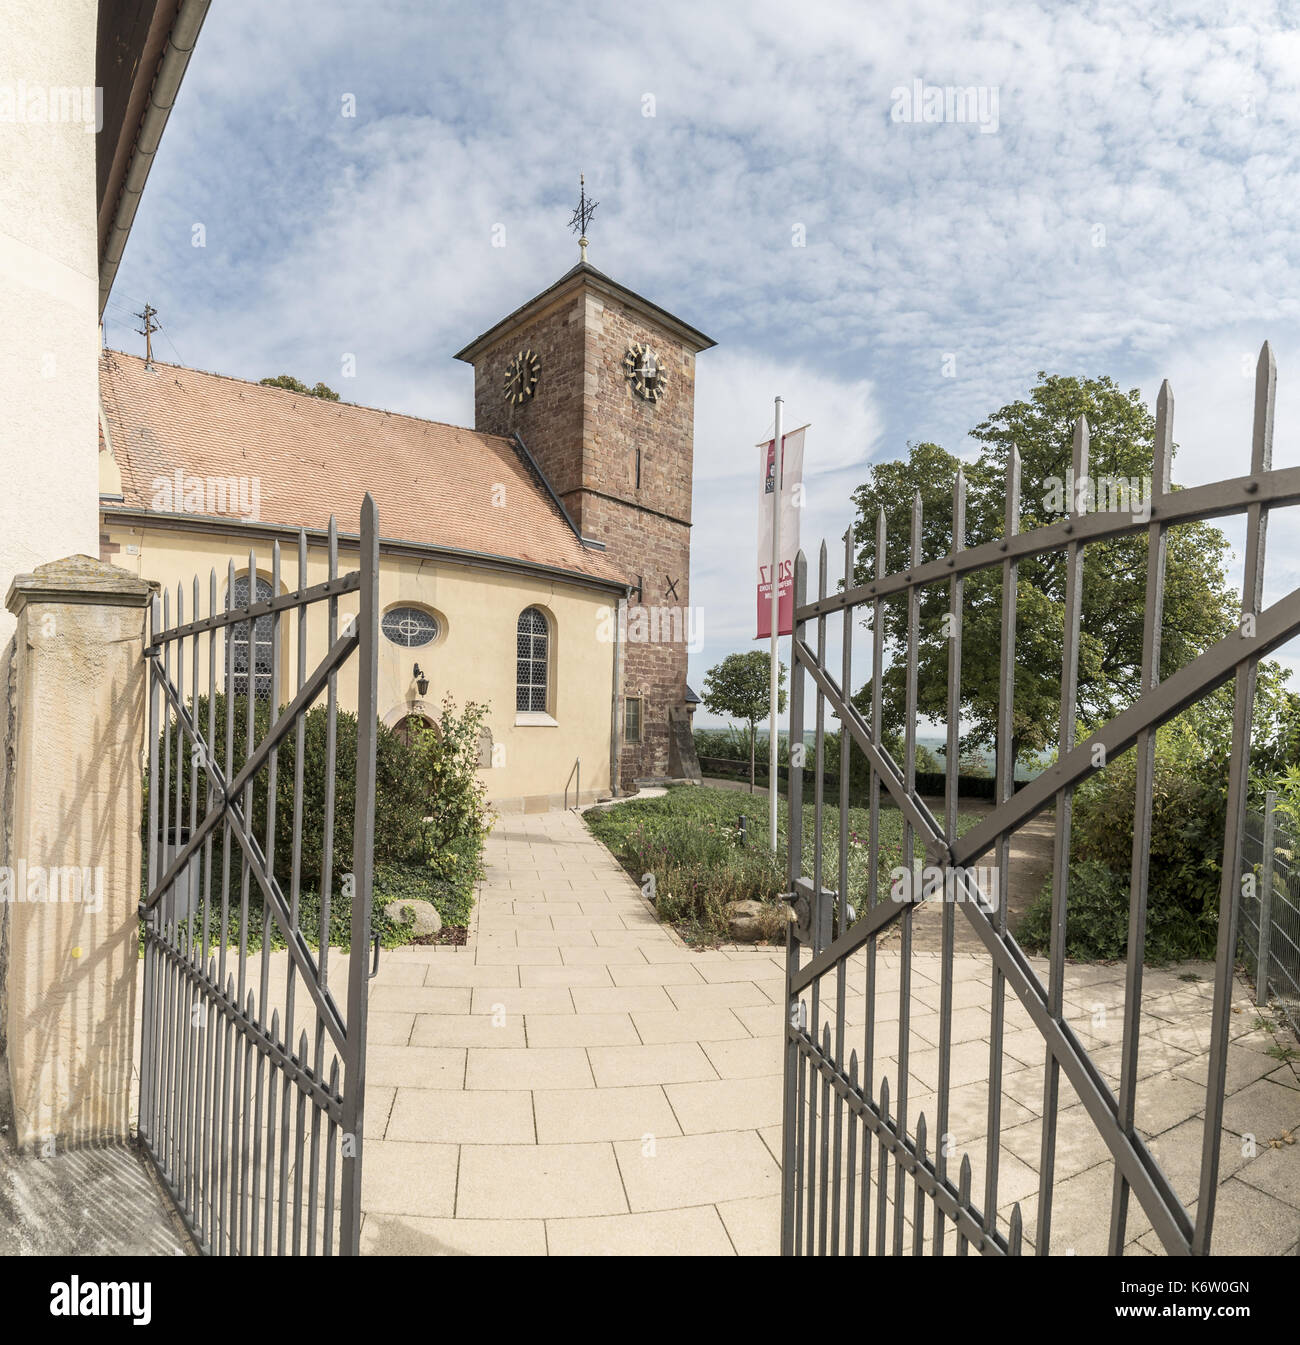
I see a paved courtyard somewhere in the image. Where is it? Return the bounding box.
[357,806,1300,1256]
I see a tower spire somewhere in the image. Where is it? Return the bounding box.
[568,174,598,263]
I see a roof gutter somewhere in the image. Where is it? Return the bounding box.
[100,505,634,597]
[98,0,211,315]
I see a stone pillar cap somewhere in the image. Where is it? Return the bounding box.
[6,554,155,615]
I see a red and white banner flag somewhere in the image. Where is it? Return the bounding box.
[756,426,806,639]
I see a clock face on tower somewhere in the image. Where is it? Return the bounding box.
[624,342,667,402]
[503,349,541,405]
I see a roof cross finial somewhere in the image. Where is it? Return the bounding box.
[568,173,597,263]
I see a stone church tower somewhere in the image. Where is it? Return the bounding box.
[456,260,714,788]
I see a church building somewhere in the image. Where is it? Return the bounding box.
[97,255,713,812]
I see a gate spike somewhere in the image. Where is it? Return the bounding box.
[270,1008,280,1044]
[879,1074,890,1119]
[1252,341,1276,475]
[1008,1201,1023,1255]
[1071,416,1090,512]
[1153,380,1173,497]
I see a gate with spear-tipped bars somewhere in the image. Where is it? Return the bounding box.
[781,345,1299,1255]
[139,498,379,1256]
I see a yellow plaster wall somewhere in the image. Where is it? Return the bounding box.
[102,519,617,808]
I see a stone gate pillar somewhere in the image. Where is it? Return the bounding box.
[1,555,152,1151]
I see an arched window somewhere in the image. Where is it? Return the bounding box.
[230,574,274,701]
[516,607,549,713]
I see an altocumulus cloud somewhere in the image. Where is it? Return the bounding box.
[104,0,1300,704]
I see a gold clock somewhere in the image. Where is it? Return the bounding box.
[503,349,540,405]
[624,343,667,402]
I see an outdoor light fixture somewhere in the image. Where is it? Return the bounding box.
[413,663,429,697]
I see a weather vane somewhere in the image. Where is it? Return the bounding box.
[568,173,598,263]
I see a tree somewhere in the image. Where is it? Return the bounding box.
[259,373,341,401]
[849,373,1240,783]
[701,651,787,792]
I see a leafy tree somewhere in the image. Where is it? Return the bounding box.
[701,651,787,792]
[849,374,1240,781]
[259,373,341,401]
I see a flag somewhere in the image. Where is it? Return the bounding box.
[756,426,806,639]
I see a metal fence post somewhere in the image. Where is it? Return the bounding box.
[1256,789,1278,1008]
[341,494,378,1255]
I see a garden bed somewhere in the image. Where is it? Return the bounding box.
[586,784,980,945]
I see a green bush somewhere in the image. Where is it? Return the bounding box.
[403,693,492,878]
[1017,682,1297,962]
[146,693,426,892]
[145,691,492,941]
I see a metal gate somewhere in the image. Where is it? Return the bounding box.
[781,346,1300,1255]
[139,497,379,1256]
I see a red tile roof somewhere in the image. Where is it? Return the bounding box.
[99,349,628,588]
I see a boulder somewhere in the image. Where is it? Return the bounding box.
[384,898,442,937]
[727,898,767,943]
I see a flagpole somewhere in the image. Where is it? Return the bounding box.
[768,395,783,855]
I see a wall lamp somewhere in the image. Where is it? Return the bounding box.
[413,664,429,697]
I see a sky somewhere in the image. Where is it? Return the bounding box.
[103,0,1300,731]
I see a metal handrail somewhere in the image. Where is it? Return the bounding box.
[564,756,581,811]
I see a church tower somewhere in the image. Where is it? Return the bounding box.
[455,245,714,789]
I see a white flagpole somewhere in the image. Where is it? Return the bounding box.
[768,395,783,855]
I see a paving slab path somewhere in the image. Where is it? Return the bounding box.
[359,806,1300,1256]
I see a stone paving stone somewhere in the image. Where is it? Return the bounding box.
[551,913,632,930]
[716,1194,781,1255]
[665,980,775,1011]
[469,986,574,1015]
[457,1143,627,1219]
[560,946,654,965]
[386,1088,535,1145]
[371,961,430,986]
[368,985,472,1015]
[1234,1141,1300,1207]
[367,1011,415,1046]
[615,1131,781,1212]
[525,1012,639,1048]
[518,927,595,947]
[1173,1042,1288,1095]
[546,1206,734,1256]
[1219,1075,1300,1139]
[423,960,520,988]
[360,1140,459,1217]
[365,1085,395,1140]
[632,1007,754,1044]
[609,961,708,987]
[518,964,615,988]
[410,1014,526,1049]
[533,1085,681,1143]
[366,1045,465,1089]
[474,946,564,966]
[571,985,677,1015]
[466,1046,594,1091]
[666,1076,783,1133]
[700,1035,784,1079]
[730,1002,786,1038]
[1137,1175,1300,1255]
[360,1214,546,1255]
[588,1042,718,1088]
